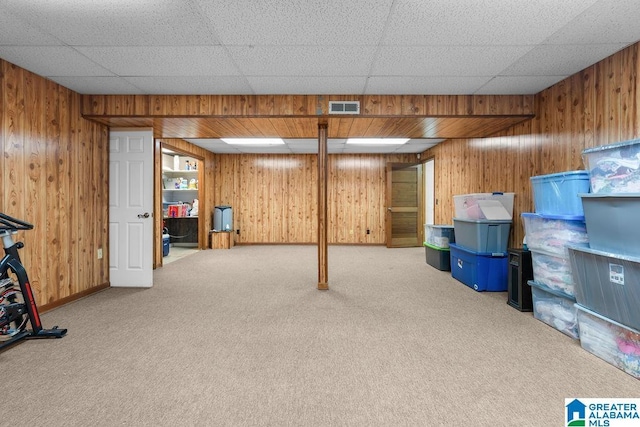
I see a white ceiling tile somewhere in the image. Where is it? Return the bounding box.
[123,76,253,95]
[0,8,62,45]
[476,76,569,95]
[0,46,113,77]
[48,76,144,95]
[185,139,242,153]
[246,76,367,95]
[76,46,239,76]
[501,44,629,76]
[343,145,400,154]
[383,0,599,45]
[0,0,637,101]
[229,46,376,76]
[394,143,439,153]
[0,0,220,46]
[543,0,640,44]
[373,46,534,76]
[197,0,393,45]
[365,76,491,95]
[236,146,293,154]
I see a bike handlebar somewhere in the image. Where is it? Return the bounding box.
[0,213,34,231]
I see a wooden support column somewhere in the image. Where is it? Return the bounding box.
[317,122,329,290]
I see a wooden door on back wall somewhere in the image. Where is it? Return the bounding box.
[386,163,423,248]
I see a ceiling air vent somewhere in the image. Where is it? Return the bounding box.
[328,101,360,115]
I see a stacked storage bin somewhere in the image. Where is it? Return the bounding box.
[449,193,513,292]
[568,138,640,379]
[522,171,590,339]
[424,225,455,271]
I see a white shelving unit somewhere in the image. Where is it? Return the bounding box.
[162,151,200,247]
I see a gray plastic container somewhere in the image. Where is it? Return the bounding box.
[568,245,640,331]
[213,205,233,231]
[580,193,640,257]
[452,218,511,253]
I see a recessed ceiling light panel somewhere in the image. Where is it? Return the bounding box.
[346,138,409,145]
[221,138,285,145]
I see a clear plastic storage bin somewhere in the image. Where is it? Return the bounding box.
[453,192,514,220]
[582,138,640,193]
[521,213,588,257]
[530,171,590,216]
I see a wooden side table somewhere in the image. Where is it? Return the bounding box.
[210,231,234,249]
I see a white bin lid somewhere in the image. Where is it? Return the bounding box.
[477,200,512,220]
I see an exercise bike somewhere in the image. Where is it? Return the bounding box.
[0,212,67,351]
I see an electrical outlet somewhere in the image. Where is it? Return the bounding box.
[349,229,354,235]
[97,248,103,259]
[366,229,370,235]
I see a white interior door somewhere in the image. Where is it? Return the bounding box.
[109,129,154,287]
[424,158,435,225]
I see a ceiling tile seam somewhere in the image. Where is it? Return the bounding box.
[0,7,67,47]
[363,0,399,95]
[187,0,256,95]
[537,0,610,46]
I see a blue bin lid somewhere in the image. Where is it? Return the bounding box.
[529,170,589,181]
[527,280,576,301]
[582,137,640,154]
[449,243,506,257]
[521,212,585,221]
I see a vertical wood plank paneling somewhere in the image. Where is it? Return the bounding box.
[4,41,640,307]
[213,153,416,244]
[2,59,109,310]
[23,70,46,304]
[3,63,25,225]
[424,43,640,248]
[45,79,61,304]
[62,87,76,300]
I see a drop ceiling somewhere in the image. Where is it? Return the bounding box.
[1,0,639,154]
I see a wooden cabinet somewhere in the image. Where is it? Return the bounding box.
[210,231,234,249]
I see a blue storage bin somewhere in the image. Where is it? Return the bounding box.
[449,243,508,292]
[530,170,590,216]
[453,218,511,253]
[529,280,579,339]
[162,234,170,257]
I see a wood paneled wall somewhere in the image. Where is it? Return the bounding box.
[213,153,417,244]
[83,94,534,118]
[424,43,640,248]
[1,59,109,310]
[154,138,215,267]
[4,40,640,308]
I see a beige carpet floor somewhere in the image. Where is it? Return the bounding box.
[1,245,637,426]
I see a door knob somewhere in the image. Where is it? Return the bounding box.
[387,207,393,212]
[138,212,150,218]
